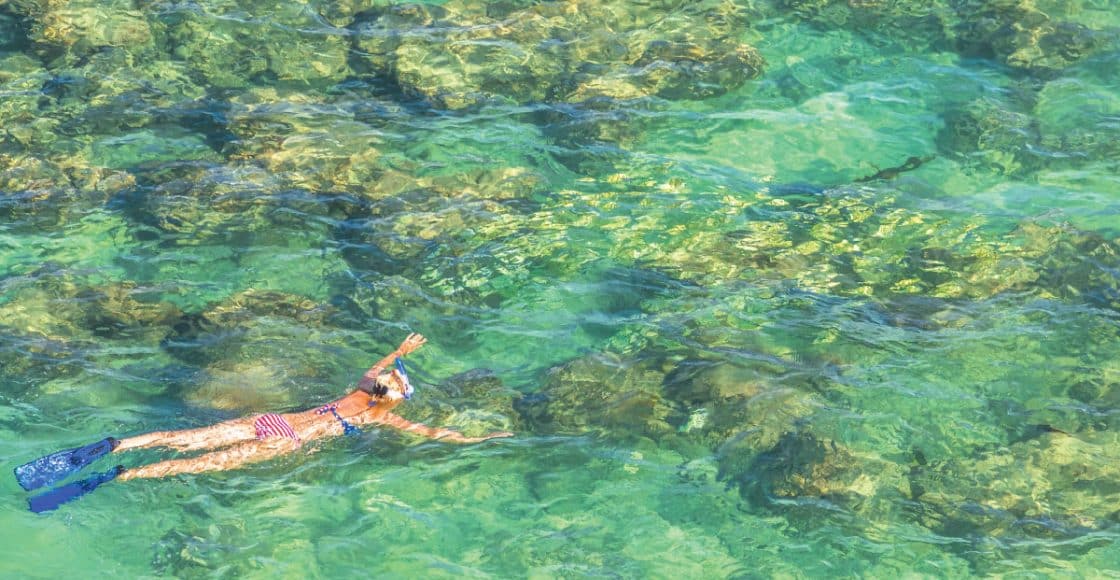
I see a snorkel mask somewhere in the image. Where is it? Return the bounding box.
[394,357,413,400]
[365,358,415,406]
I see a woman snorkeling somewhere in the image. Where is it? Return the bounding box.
[16,333,512,512]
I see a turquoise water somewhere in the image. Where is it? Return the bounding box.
[2,0,1120,576]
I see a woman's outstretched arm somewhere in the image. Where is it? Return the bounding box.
[356,333,427,392]
[371,412,512,444]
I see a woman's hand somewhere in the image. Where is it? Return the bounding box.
[396,333,427,356]
[460,431,514,443]
[359,333,426,389]
[434,429,514,444]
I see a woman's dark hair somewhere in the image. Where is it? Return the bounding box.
[359,379,390,397]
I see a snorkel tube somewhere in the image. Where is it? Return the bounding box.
[395,357,414,400]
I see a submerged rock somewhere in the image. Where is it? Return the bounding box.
[117,162,293,242]
[163,4,349,88]
[224,90,386,193]
[908,430,1120,569]
[23,0,162,64]
[1014,222,1120,312]
[0,153,130,229]
[2,44,211,161]
[0,53,50,146]
[76,281,183,339]
[612,173,1118,314]
[0,6,29,52]
[767,0,1110,75]
[162,289,337,367]
[571,37,765,102]
[951,0,1108,76]
[658,358,827,492]
[773,0,953,51]
[331,163,549,311]
[328,274,483,348]
[1,45,222,231]
[0,326,87,395]
[353,0,763,109]
[162,290,347,413]
[533,99,657,166]
[741,432,910,517]
[1035,77,1120,166]
[185,360,298,412]
[937,98,1043,175]
[516,352,678,440]
[0,267,187,395]
[1067,361,1120,424]
[394,368,520,438]
[0,266,180,341]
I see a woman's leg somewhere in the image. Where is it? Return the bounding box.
[115,417,258,453]
[118,437,301,480]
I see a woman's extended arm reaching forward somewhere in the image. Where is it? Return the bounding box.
[357,333,427,392]
[370,412,513,444]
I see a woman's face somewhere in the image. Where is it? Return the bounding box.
[376,369,412,402]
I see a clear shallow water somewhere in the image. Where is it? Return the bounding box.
[2,0,1120,576]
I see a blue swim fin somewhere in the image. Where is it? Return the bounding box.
[14,437,120,491]
[28,465,124,513]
